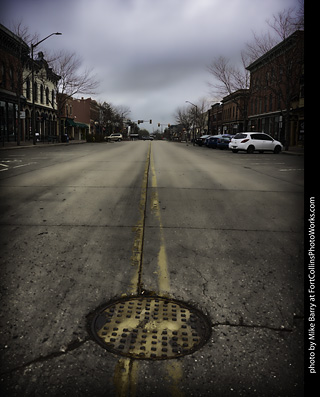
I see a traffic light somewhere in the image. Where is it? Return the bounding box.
[150,120,152,124]
[168,124,170,127]
[158,123,160,127]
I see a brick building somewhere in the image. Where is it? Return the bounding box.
[246,30,304,146]
[208,30,304,147]
[58,95,90,140]
[0,23,29,143]
[221,89,249,135]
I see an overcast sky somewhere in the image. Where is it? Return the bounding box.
[2,0,300,131]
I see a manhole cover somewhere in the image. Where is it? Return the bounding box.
[91,296,211,360]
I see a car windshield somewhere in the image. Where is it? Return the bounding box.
[234,133,247,139]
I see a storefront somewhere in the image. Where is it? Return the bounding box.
[0,99,25,143]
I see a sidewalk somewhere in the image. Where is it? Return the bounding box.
[0,139,87,150]
[281,146,304,156]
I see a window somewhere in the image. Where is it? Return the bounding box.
[9,67,14,90]
[261,134,273,141]
[34,82,38,102]
[1,63,6,87]
[46,87,49,105]
[251,134,264,140]
[269,94,273,112]
[26,78,30,99]
[234,133,247,139]
[40,84,44,104]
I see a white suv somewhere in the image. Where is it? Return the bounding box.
[229,132,283,154]
[106,133,123,142]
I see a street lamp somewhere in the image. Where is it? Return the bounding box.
[31,32,62,144]
[186,101,198,145]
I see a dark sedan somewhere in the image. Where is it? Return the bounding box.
[206,136,219,148]
[217,137,232,149]
[195,135,211,146]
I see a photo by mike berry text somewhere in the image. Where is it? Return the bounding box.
[308,197,316,374]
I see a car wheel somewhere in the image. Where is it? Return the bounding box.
[247,145,255,154]
[232,149,238,153]
[273,145,281,154]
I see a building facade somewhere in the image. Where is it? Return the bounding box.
[61,96,89,140]
[208,30,304,147]
[0,23,29,143]
[0,24,60,143]
[23,51,60,142]
[221,89,249,135]
[246,30,304,146]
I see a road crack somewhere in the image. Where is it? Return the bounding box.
[1,336,91,376]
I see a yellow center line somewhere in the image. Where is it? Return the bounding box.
[129,142,151,295]
[115,142,183,397]
[149,146,171,294]
[149,145,184,396]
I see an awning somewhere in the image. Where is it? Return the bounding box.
[66,118,77,127]
[74,122,89,129]
[65,119,88,129]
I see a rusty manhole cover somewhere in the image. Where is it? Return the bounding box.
[91,296,211,360]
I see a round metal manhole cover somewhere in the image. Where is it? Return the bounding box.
[91,296,211,360]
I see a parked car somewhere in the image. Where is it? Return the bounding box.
[195,135,211,146]
[106,133,123,142]
[229,132,283,154]
[217,136,232,149]
[206,136,220,148]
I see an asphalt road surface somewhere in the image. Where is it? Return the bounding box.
[0,141,304,396]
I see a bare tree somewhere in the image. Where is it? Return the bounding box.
[174,106,193,140]
[48,50,99,138]
[11,20,39,47]
[207,53,251,130]
[50,50,98,98]
[207,52,250,97]
[245,5,303,64]
[195,98,210,135]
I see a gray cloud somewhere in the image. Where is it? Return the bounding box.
[1,0,300,128]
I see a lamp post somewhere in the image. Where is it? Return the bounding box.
[31,32,62,145]
[186,101,198,145]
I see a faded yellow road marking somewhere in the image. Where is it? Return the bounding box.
[114,358,138,397]
[165,361,184,397]
[130,142,151,294]
[150,146,171,294]
[150,147,184,396]
[115,142,184,397]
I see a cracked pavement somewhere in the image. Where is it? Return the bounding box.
[0,142,304,396]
